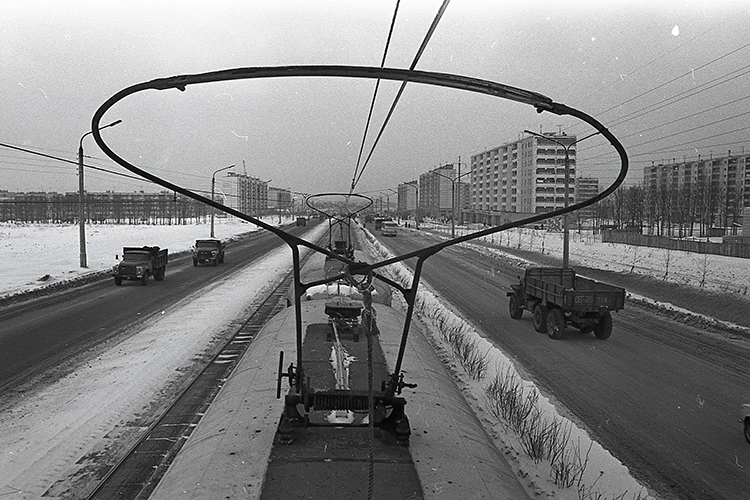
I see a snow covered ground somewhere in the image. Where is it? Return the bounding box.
[4,219,750,301]
[0,219,327,499]
[361,230,655,500]
[427,223,750,296]
[0,217,282,298]
[1,219,748,499]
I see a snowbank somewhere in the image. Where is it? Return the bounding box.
[0,218,283,298]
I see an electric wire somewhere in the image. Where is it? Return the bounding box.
[0,142,145,184]
[350,0,401,195]
[570,6,750,109]
[351,0,451,192]
[559,11,750,178]
[0,142,243,200]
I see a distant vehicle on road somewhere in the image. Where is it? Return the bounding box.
[296,217,307,226]
[192,238,225,266]
[507,267,625,339]
[742,404,750,443]
[113,246,168,285]
[380,220,398,236]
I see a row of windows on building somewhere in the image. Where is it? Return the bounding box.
[0,173,296,223]
[396,131,597,223]
[642,154,750,208]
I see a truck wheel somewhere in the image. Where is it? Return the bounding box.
[508,295,523,319]
[546,309,565,339]
[532,303,547,333]
[140,273,149,286]
[745,418,750,444]
[213,257,219,266]
[114,276,122,286]
[594,311,613,339]
[155,267,165,281]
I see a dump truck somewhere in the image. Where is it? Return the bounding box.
[192,238,225,266]
[507,267,625,340]
[113,246,168,285]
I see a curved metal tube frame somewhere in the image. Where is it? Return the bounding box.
[92,65,628,397]
[306,192,372,253]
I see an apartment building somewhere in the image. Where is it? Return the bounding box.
[642,151,750,227]
[469,131,577,224]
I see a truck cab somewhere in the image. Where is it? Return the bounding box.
[193,239,225,266]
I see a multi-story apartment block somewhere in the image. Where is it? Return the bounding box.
[575,177,599,225]
[642,151,750,228]
[268,186,292,213]
[225,171,269,216]
[469,131,576,224]
[397,181,418,217]
[418,165,470,220]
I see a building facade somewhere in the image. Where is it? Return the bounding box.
[418,165,470,220]
[268,186,292,214]
[642,151,750,229]
[574,177,600,225]
[397,181,418,218]
[469,131,577,223]
[0,190,210,224]
[225,172,269,216]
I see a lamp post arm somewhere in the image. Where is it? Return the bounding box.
[78,119,121,268]
[210,164,235,237]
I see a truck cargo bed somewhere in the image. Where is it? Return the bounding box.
[523,268,624,312]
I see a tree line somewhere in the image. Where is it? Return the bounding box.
[593,181,743,237]
[1,191,213,224]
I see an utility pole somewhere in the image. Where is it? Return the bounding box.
[435,169,471,238]
[211,164,235,238]
[78,119,121,267]
[523,129,599,268]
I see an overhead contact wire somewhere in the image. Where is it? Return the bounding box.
[352,0,451,190]
[350,0,401,196]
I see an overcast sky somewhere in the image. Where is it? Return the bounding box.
[2,0,749,200]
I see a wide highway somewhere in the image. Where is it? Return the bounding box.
[0,224,314,394]
[374,226,750,500]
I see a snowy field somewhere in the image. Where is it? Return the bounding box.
[2,219,748,499]
[5,220,750,301]
[0,217,284,299]
[426,223,750,297]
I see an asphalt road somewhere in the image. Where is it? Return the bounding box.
[374,228,750,500]
[0,223,315,394]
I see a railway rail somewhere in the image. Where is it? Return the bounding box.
[83,245,317,500]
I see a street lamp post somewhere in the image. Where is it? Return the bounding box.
[211,164,235,238]
[435,169,471,238]
[78,119,121,268]
[524,130,588,269]
[405,182,419,229]
[380,189,397,217]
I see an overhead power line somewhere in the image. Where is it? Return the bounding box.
[350,0,401,195]
[351,0,451,191]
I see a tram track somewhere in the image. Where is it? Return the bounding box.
[83,246,316,500]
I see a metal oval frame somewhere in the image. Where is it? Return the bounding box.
[92,65,628,392]
[92,65,628,269]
